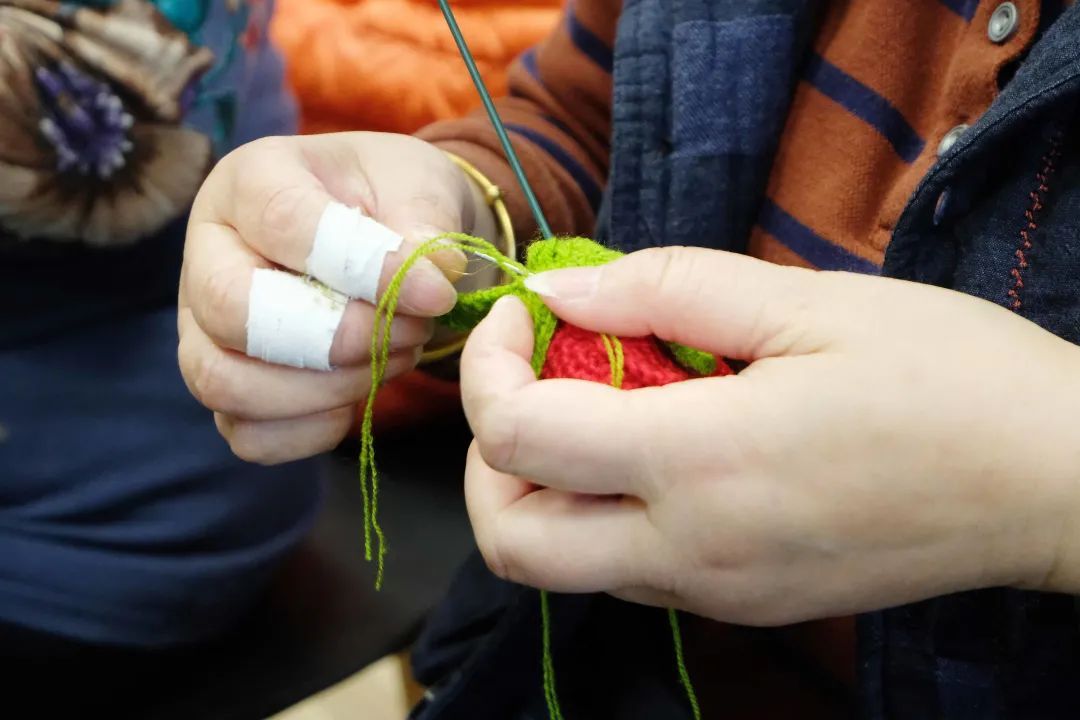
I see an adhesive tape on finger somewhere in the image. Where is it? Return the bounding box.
[307,201,404,301]
[246,268,347,371]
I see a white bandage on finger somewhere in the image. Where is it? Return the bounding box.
[246,268,347,371]
[306,201,404,302]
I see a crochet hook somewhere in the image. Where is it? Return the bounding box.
[437,0,554,241]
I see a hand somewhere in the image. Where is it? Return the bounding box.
[179,133,494,464]
[461,247,1080,625]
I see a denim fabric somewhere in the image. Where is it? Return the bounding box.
[598,0,820,253]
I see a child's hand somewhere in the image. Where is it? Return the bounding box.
[460,248,1080,624]
[179,133,490,464]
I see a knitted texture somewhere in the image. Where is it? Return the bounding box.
[442,282,557,375]
[542,324,732,387]
[441,237,725,378]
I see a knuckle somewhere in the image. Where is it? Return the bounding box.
[219,137,289,187]
[475,400,522,473]
[177,333,204,403]
[223,409,354,466]
[634,247,705,310]
[190,347,238,413]
[630,245,705,336]
[322,407,355,449]
[339,366,376,406]
[220,414,311,467]
[332,308,378,367]
[636,404,679,497]
[203,136,296,220]
[225,425,274,465]
[479,528,525,585]
[477,533,510,580]
[644,246,695,291]
[197,263,245,334]
[383,351,420,382]
[411,186,463,232]
[257,184,309,243]
[230,137,314,243]
[754,269,819,356]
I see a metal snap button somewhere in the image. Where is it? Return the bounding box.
[988,2,1019,44]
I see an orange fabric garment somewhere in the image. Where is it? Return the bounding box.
[271,0,564,135]
[422,0,1068,270]
[749,0,1060,270]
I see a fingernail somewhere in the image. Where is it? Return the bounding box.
[399,257,458,316]
[524,266,601,301]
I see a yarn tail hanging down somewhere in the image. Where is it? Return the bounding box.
[359,234,727,720]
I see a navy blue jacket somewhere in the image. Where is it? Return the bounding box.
[412,2,1080,718]
[0,1,321,648]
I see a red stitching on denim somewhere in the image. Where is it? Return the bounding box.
[1007,135,1064,312]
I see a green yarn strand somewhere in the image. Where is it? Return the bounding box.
[667,341,717,377]
[540,590,565,720]
[668,608,702,720]
[600,334,625,389]
[361,233,521,589]
[600,335,702,720]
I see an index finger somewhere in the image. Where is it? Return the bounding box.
[193,136,461,315]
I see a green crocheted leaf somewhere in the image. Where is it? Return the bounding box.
[525,237,624,273]
[521,291,558,376]
[439,280,558,376]
[667,342,717,376]
[522,238,623,373]
[439,283,517,332]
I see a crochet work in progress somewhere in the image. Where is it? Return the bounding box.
[359,233,731,719]
[327,0,722,714]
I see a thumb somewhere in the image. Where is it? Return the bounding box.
[523,246,826,360]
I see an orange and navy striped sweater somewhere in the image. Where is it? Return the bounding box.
[421,0,1073,272]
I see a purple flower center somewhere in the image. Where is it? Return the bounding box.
[179,78,200,116]
[35,62,135,180]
